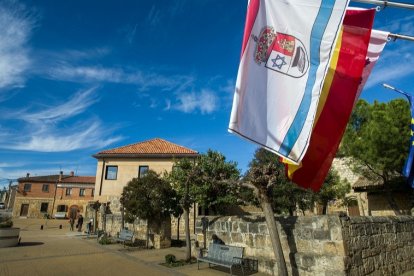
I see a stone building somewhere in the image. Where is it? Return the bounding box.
[13,172,95,219]
[92,138,199,243]
[331,157,412,216]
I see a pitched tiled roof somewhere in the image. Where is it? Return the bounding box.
[93,138,198,158]
[61,176,96,184]
[17,175,67,183]
[353,176,383,190]
[17,175,96,184]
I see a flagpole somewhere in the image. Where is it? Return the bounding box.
[388,33,414,42]
[351,0,414,10]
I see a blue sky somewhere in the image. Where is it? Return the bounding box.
[0,0,413,188]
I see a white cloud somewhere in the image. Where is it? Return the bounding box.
[164,99,171,111]
[0,162,25,168]
[146,5,162,27]
[175,89,218,114]
[46,64,194,92]
[0,1,34,90]
[15,87,98,123]
[382,15,414,35]
[0,87,121,152]
[8,120,121,152]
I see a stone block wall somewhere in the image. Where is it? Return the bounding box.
[103,213,171,249]
[195,216,346,275]
[194,215,414,276]
[13,197,54,218]
[342,216,414,275]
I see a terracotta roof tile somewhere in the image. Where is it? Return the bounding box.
[17,175,96,184]
[62,176,96,184]
[96,138,198,156]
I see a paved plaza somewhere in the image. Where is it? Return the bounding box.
[0,218,265,276]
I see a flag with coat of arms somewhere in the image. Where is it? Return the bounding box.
[229,0,350,164]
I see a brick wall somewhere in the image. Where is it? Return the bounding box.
[17,182,55,198]
[56,187,94,200]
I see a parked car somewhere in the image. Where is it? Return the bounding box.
[53,212,67,219]
[0,203,5,209]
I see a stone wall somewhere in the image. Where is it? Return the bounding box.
[102,213,171,249]
[195,215,346,275]
[105,195,198,240]
[342,216,414,275]
[13,197,54,218]
[194,215,414,275]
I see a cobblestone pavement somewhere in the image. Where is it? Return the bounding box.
[0,219,263,276]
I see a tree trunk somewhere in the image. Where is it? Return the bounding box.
[146,223,150,249]
[261,196,288,276]
[177,215,180,240]
[184,207,191,261]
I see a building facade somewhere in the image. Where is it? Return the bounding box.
[93,138,199,238]
[13,172,95,219]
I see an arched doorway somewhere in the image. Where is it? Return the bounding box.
[69,205,79,219]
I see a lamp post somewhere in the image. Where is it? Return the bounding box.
[384,85,414,213]
[382,83,414,187]
[382,83,412,100]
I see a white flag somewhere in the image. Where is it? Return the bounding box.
[229,0,349,164]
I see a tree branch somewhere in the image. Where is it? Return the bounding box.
[241,181,260,198]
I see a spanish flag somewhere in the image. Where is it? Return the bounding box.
[284,8,376,191]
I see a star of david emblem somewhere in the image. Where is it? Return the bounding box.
[272,54,287,70]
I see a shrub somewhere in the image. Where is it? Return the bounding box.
[165,254,176,264]
[98,233,112,245]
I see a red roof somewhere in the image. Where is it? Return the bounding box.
[95,138,198,156]
[62,176,96,184]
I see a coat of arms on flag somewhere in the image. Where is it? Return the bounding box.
[254,28,309,77]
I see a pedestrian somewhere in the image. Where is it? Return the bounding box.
[77,214,84,232]
[86,219,93,234]
[69,217,75,231]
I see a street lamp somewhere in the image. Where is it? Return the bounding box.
[382,83,414,184]
[382,83,412,101]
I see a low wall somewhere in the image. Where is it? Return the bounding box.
[102,213,171,249]
[194,215,414,275]
[342,216,414,275]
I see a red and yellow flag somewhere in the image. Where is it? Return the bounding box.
[284,8,376,191]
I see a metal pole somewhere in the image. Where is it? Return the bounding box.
[389,33,414,42]
[383,83,412,100]
[351,0,414,10]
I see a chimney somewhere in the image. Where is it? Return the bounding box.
[26,173,30,178]
[70,171,74,177]
[59,171,63,182]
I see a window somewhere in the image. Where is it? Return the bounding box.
[66,188,72,196]
[57,205,68,212]
[40,202,48,213]
[79,188,85,197]
[23,183,31,192]
[91,189,94,197]
[139,166,149,178]
[105,166,118,180]
[42,184,49,192]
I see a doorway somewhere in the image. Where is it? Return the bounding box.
[20,204,29,216]
[69,205,79,219]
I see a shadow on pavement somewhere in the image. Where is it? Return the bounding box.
[18,242,44,247]
[203,264,259,276]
